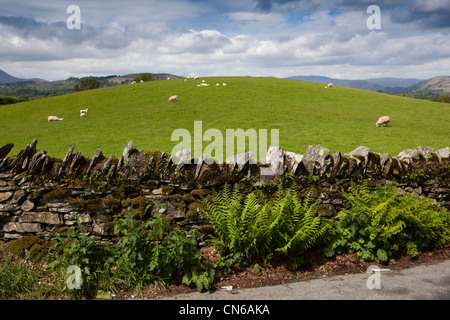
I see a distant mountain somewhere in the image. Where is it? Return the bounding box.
[287,75,387,91]
[0,69,46,84]
[408,76,450,93]
[0,72,184,99]
[286,75,425,92]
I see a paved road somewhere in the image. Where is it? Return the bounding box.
[164,259,450,300]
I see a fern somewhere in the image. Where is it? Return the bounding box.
[326,181,450,262]
[276,187,325,255]
[202,183,325,263]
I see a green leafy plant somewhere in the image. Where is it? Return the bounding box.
[0,255,42,299]
[202,183,326,267]
[47,224,115,298]
[324,181,450,263]
[111,208,213,293]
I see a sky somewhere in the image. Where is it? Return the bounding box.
[0,0,449,81]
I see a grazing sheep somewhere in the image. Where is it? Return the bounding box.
[80,112,87,118]
[194,76,200,80]
[223,83,227,86]
[80,108,88,114]
[168,95,178,102]
[376,116,391,127]
[48,116,64,122]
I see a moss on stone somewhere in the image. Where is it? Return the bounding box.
[161,186,175,195]
[198,224,215,238]
[190,189,211,198]
[186,201,206,221]
[5,235,43,257]
[43,188,71,200]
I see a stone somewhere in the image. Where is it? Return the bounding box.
[397,147,439,163]
[225,152,253,172]
[86,149,103,174]
[318,204,336,217]
[285,151,303,175]
[63,143,75,165]
[93,222,111,236]
[64,212,91,225]
[0,143,14,159]
[3,233,22,240]
[21,199,35,211]
[29,152,47,175]
[0,203,19,212]
[437,147,449,159]
[305,145,329,166]
[58,143,75,175]
[415,146,437,157]
[123,140,134,162]
[194,155,208,179]
[101,155,113,176]
[11,140,37,173]
[68,151,82,174]
[263,146,285,176]
[171,149,191,166]
[19,212,62,225]
[0,191,13,202]
[378,153,390,167]
[346,146,370,164]
[3,222,42,233]
[303,145,330,176]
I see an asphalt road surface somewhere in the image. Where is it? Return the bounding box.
[164,259,450,300]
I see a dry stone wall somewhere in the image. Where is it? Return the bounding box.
[0,140,449,242]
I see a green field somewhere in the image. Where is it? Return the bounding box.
[1,76,449,160]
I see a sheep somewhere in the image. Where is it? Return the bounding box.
[327,83,333,88]
[194,76,200,80]
[168,95,178,102]
[80,112,87,118]
[48,116,64,122]
[80,108,88,114]
[223,83,227,86]
[376,116,391,127]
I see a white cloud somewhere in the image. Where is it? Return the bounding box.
[0,1,449,81]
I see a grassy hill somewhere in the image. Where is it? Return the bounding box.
[0,77,449,160]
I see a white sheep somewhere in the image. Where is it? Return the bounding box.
[327,83,333,88]
[80,108,88,114]
[80,112,87,118]
[376,116,391,127]
[48,116,64,122]
[168,95,178,102]
[223,83,227,86]
[194,76,200,80]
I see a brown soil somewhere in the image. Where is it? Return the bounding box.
[131,244,450,300]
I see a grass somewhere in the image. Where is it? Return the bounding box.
[0,76,449,160]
